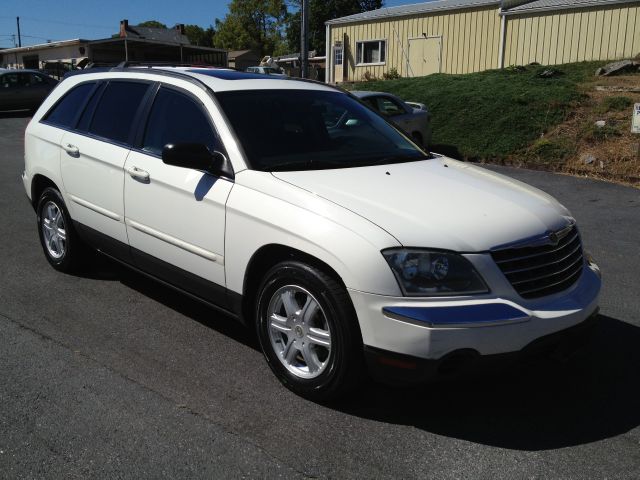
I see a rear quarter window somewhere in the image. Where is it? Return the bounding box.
[43,82,95,128]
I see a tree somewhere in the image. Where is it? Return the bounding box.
[285,0,383,54]
[213,0,288,56]
[184,24,216,47]
[137,20,168,28]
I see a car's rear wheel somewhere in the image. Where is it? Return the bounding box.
[256,261,363,401]
[36,187,84,272]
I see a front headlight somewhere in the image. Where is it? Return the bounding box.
[382,249,489,296]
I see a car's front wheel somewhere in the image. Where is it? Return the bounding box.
[36,187,84,272]
[256,261,363,401]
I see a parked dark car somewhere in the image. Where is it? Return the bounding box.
[0,70,58,112]
[352,91,431,148]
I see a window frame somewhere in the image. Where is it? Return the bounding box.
[333,45,343,67]
[131,83,226,161]
[355,39,387,66]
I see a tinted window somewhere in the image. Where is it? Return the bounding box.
[375,97,405,116]
[362,97,378,111]
[22,73,44,85]
[216,89,426,171]
[44,82,95,128]
[1,73,20,89]
[76,83,105,131]
[142,88,218,156]
[89,81,149,144]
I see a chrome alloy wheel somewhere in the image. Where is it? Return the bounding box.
[41,201,66,260]
[266,285,332,379]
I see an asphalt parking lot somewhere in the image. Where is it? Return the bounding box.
[1,112,639,479]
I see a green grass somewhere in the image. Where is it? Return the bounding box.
[348,62,602,161]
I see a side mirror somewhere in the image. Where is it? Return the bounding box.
[162,143,234,179]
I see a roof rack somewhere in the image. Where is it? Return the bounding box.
[111,61,220,69]
[62,61,343,95]
[58,61,209,90]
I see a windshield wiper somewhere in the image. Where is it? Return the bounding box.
[266,158,347,172]
[370,154,433,166]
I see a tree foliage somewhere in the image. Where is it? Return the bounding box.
[137,20,168,29]
[286,0,383,54]
[213,0,288,56]
[184,24,216,47]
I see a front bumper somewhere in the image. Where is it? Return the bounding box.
[363,308,599,384]
[349,262,601,363]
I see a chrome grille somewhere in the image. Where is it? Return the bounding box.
[491,225,584,299]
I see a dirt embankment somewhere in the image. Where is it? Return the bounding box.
[513,71,640,187]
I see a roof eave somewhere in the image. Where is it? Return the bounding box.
[326,1,500,26]
[0,39,89,54]
[501,0,640,15]
[89,37,225,52]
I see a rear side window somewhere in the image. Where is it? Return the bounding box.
[89,81,150,144]
[142,87,218,156]
[0,73,20,88]
[22,73,45,85]
[43,82,95,128]
[375,97,405,117]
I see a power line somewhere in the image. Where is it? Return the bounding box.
[0,15,114,30]
[21,34,62,41]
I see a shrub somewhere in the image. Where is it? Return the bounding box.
[581,121,622,142]
[362,70,378,82]
[383,68,401,80]
[529,138,573,163]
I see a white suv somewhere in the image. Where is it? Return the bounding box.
[23,66,601,400]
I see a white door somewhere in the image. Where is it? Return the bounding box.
[123,86,232,299]
[60,80,151,245]
[407,37,441,77]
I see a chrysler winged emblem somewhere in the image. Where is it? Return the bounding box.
[547,224,572,246]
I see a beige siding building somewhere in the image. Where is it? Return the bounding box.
[325,0,640,83]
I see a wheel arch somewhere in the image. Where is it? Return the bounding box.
[241,243,350,324]
[31,174,61,211]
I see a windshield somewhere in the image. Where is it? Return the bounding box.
[215,89,430,171]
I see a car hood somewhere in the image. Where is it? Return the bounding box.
[271,158,572,252]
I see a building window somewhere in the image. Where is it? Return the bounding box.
[334,45,343,66]
[356,40,386,65]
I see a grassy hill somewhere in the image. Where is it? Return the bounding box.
[347,61,640,185]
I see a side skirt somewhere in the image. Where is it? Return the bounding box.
[74,221,245,323]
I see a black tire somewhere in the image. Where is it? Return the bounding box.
[256,260,364,402]
[36,187,85,273]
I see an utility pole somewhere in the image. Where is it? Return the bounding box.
[300,0,309,79]
[16,16,22,47]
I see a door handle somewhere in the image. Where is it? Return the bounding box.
[63,143,80,157]
[126,166,150,182]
